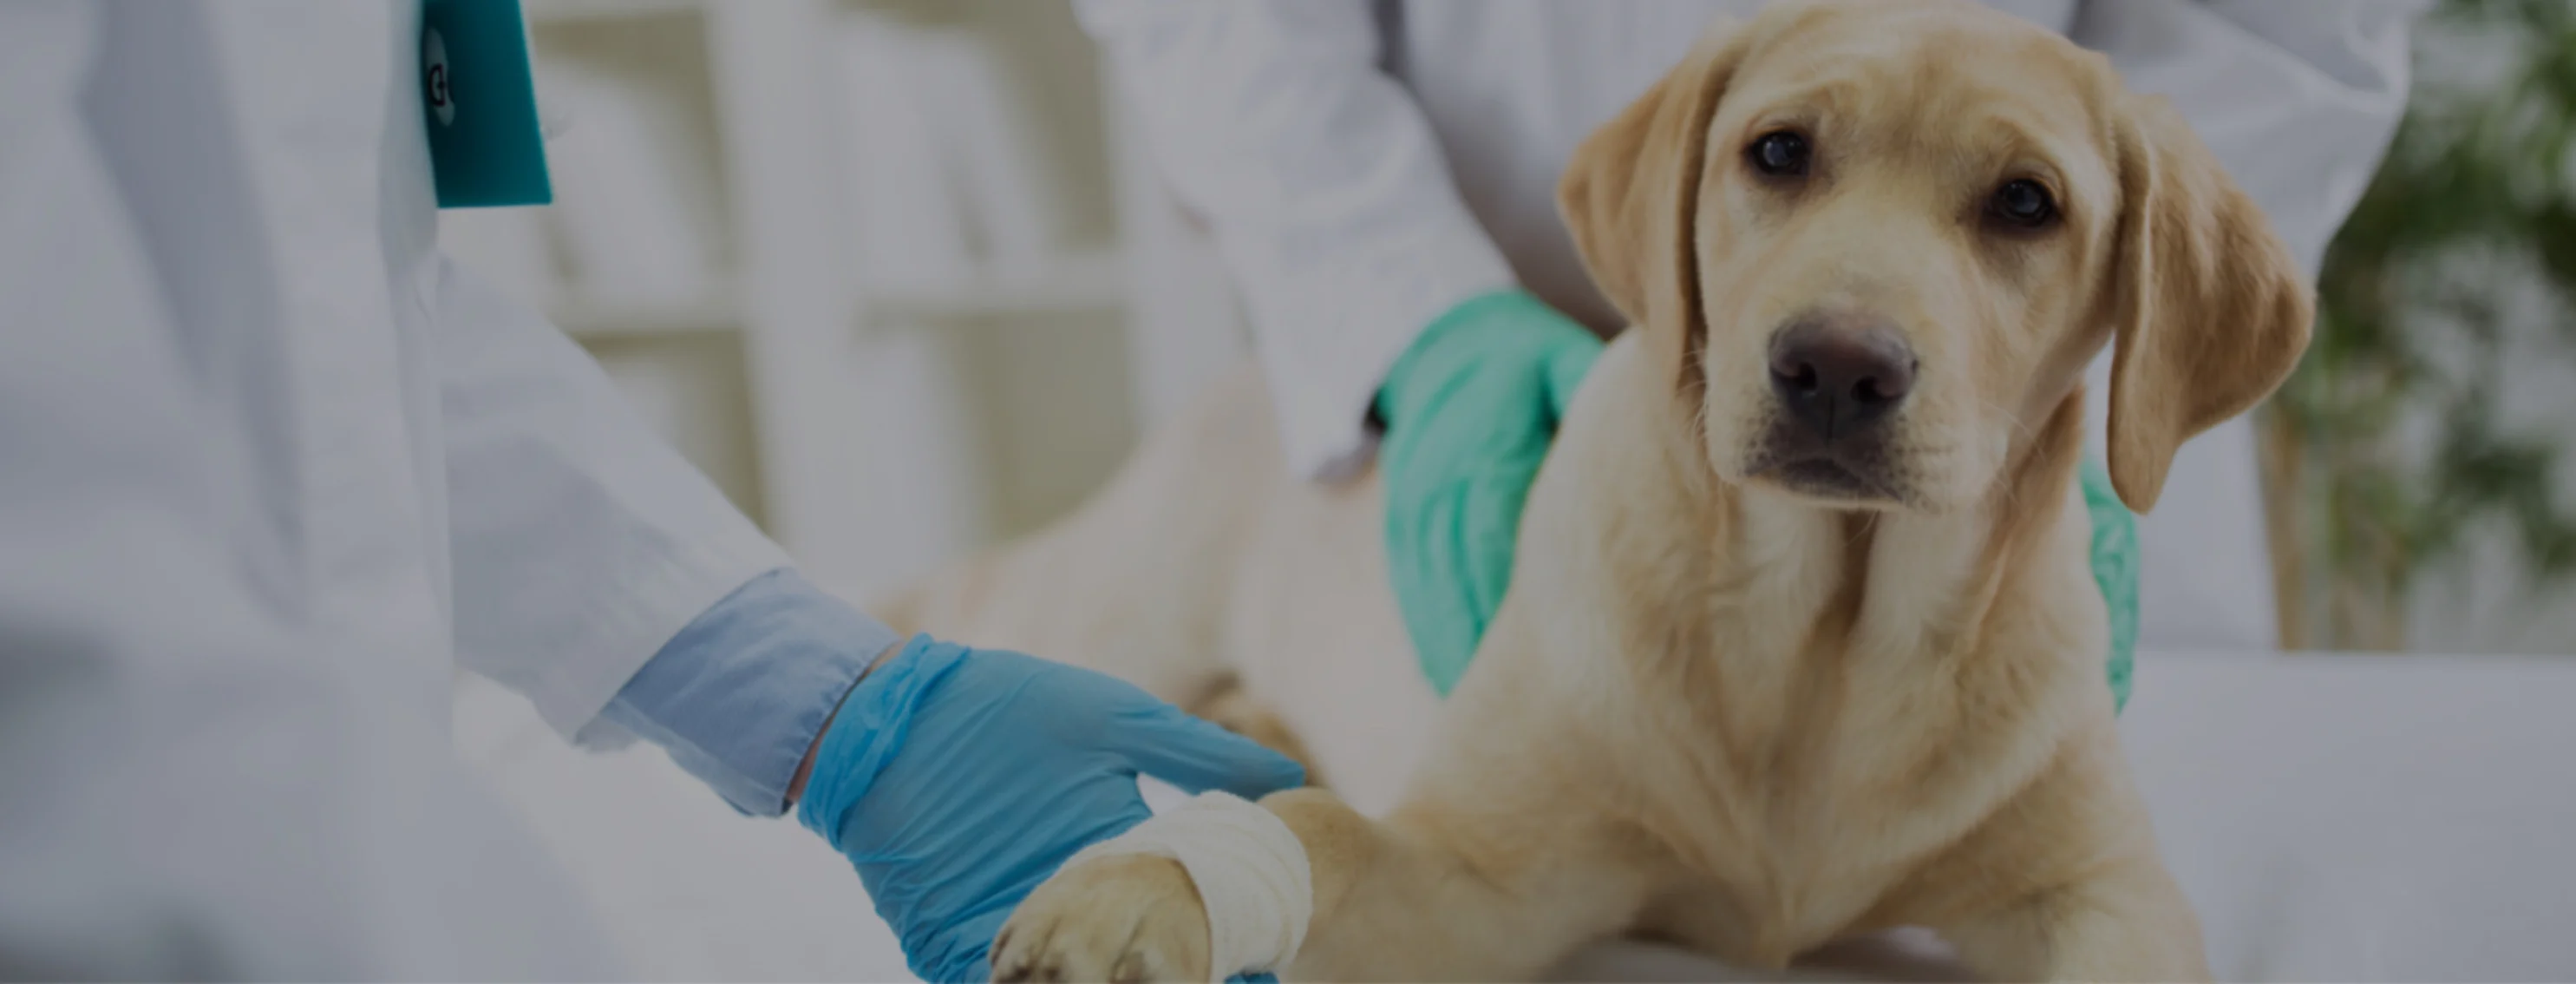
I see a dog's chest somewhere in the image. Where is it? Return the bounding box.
[1607,515,2024,959]
[1624,645,1981,957]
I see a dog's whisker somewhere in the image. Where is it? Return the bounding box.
[1975,396,2044,445]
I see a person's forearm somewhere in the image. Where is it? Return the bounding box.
[1079,0,1517,477]
[2076,0,2418,277]
[433,254,789,738]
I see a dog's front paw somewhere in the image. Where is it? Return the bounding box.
[994,852,1211,983]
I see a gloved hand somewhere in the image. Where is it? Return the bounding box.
[796,635,1307,982]
[1375,289,1604,695]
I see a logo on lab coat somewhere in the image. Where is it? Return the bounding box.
[424,29,455,126]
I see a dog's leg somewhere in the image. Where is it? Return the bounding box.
[993,787,1647,982]
[1938,856,2209,982]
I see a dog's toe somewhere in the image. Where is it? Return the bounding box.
[994,853,1211,983]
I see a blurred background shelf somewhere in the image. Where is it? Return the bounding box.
[436,0,1249,602]
[860,249,1127,322]
[549,283,742,338]
[525,0,702,27]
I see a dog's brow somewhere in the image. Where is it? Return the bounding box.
[1947,108,2087,186]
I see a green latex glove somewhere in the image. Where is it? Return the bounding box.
[2081,454,2141,712]
[1376,290,1603,696]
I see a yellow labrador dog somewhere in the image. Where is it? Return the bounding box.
[898,0,2311,979]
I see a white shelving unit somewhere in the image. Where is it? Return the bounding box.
[860,247,1128,322]
[441,0,1246,600]
[545,280,742,338]
[526,0,703,24]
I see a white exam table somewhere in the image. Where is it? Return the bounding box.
[457,651,2576,981]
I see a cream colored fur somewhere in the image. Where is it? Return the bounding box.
[903,2,2314,980]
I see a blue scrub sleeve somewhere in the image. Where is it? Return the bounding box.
[598,567,900,817]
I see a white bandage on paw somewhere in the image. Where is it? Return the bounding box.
[1064,790,1312,982]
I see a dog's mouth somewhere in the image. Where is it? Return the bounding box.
[1769,456,1872,493]
[1745,443,1910,507]
[1754,456,1893,502]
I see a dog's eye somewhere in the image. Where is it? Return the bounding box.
[1747,131,1811,178]
[1989,179,2057,227]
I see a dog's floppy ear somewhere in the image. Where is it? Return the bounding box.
[2102,96,2314,513]
[1556,18,1749,388]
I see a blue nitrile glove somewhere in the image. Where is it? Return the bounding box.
[796,634,1308,983]
[1376,289,1604,695]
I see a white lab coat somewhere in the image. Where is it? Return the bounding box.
[0,2,782,977]
[1081,0,2424,652]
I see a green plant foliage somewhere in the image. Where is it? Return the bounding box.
[2291,0,2576,647]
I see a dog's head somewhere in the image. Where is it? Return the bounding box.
[1558,0,2311,514]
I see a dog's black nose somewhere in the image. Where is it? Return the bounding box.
[1769,316,1917,441]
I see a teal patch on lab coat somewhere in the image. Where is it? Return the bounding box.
[422,0,552,208]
